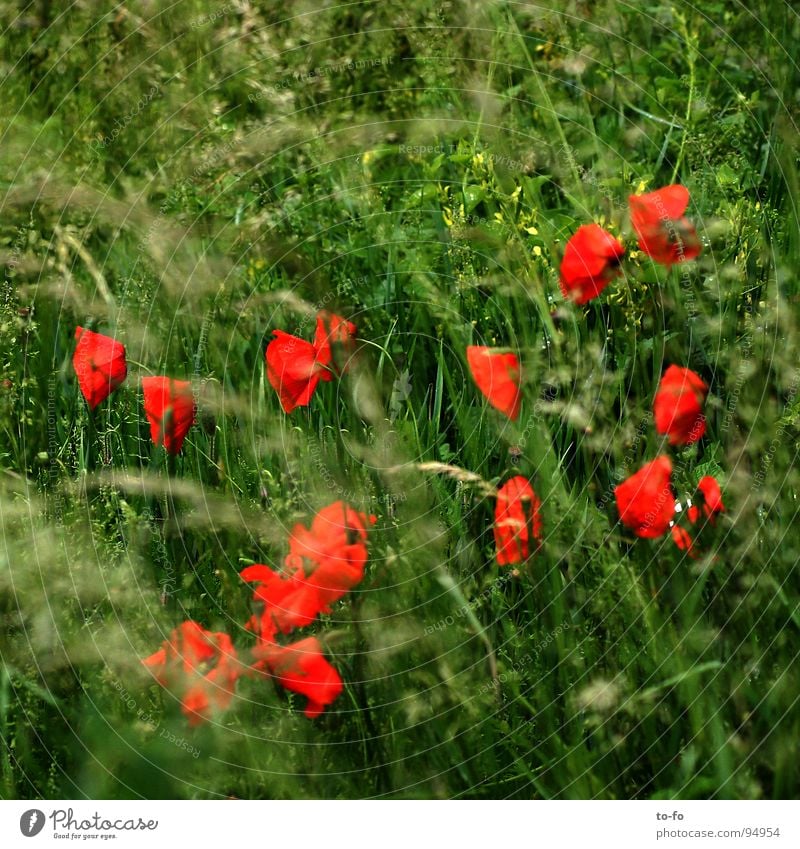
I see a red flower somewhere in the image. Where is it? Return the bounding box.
[241,502,373,719]
[242,502,376,640]
[141,376,196,455]
[466,346,521,420]
[670,523,696,556]
[286,501,376,613]
[654,365,708,445]
[559,224,625,305]
[629,184,701,267]
[142,621,239,727]
[73,326,127,409]
[313,312,357,379]
[266,312,357,413]
[494,476,542,565]
[687,475,725,524]
[265,330,325,413]
[615,456,675,538]
[252,637,343,718]
[241,564,322,642]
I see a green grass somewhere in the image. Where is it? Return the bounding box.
[1,0,799,799]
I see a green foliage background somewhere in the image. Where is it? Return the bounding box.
[0,0,799,798]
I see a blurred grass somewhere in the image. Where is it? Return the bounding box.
[0,0,799,799]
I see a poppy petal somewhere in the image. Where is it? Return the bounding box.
[629,185,701,267]
[670,524,697,557]
[313,312,357,380]
[697,475,725,520]
[73,326,127,408]
[266,330,324,412]
[615,456,675,538]
[653,365,708,446]
[141,376,196,455]
[559,224,625,305]
[466,346,521,420]
[494,476,542,565]
[253,636,343,719]
[142,621,239,727]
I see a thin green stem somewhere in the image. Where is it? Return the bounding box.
[671,17,697,183]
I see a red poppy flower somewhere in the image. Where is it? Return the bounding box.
[313,312,357,380]
[252,636,343,718]
[629,184,701,266]
[654,365,708,445]
[286,501,377,613]
[241,564,322,641]
[466,346,521,420]
[687,475,725,524]
[72,326,127,409]
[141,376,196,455]
[242,502,376,639]
[615,456,675,538]
[670,523,695,555]
[266,312,357,413]
[698,476,724,514]
[559,224,625,305]
[266,330,325,414]
[494,476,542,565]
[142,621,240,727]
